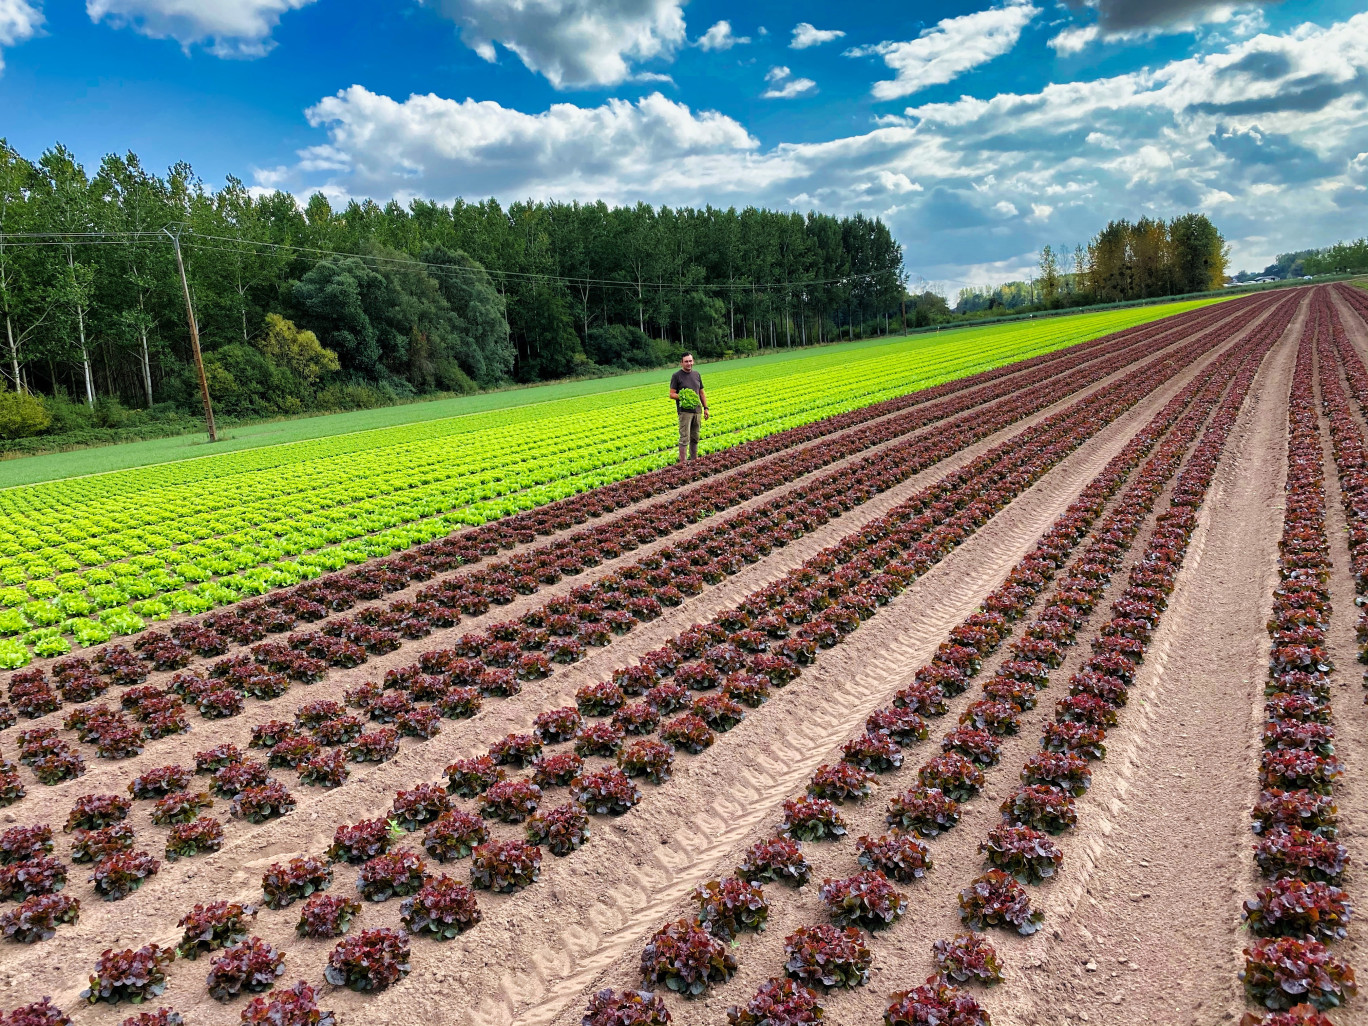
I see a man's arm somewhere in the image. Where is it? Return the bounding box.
[669,388,680,401]
[699,386,709,419]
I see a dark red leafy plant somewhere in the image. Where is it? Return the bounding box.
[261,857,332,910]
[445,755,506,798]
[1,997,70,1026]
[886,787,961,838]
[660,714,715,753]
[240,980,336,1026]
[149,791,214,827]
[399,875,481,940]
[820,871,907,930]
[423,811,489,863]
[116,1006,183,1026]
[0,855,66,901]
[919,753,985,802]
[808,763,875,803]
[525,803,590,857]
[582,989,671,1026]
[1252,790,1337,837]
[1242,937,1356,1011]
[65,794,130,832]
[957,870,1043,935]
[574,721,626,758]
[390,783,451,831]
[1000,784,1077,834]
[841,733,903,773]
[737,837,811,887]
[1253,829,1349,884]
[781,797,847,841]
[296,893,360,939]
[883,981,991,1026]
[931,933,1003,986]
[479,779,542,823]
[531,751,585,788]
[356,851,426,902]
[855,833,932,883]
[617,739,674,785]
[469,839,541,892]
[979,825,1063,884]
[70,823,135,864]
[726,978,822,1026]
[324,928,411,992]
[640,918,738,997]
[1243,880,1351,942]
[90,851,158,901]
[165,817,225,861]
[572,768,642,815]
[691,877,768,940]
[0,892,80,943]
[326,819,392,865]
[0,824,53,864]
[177,901,258,959]
[81,944,175,1005]
[782,924,872,990]
[129,766,192,801]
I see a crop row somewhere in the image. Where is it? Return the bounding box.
[0,297,1258,1021]
[0,299,1258,823]
[0,305,1234,664]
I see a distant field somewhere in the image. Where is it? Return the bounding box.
[0,297,1222,664]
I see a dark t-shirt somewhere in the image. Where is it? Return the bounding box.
[670,369,703,412]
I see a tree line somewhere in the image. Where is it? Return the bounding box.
[955,214,1229,315]
[1235,239,1368,281]
[0,141,905,439]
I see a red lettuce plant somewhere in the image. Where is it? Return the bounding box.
[89,851,158,901]
[324,929,411,992]
[445,755,506,797]
[932,933,1003,986]
[841,733,903,773]
[1254,829,1349,884]
[884,981,991,1026]
[176,901,258,959]
[240,981,336,1026]
[640,918,738,997]
[1243,880,1351,942]
[726,978,822,1026]
[782,924,872,990]
[1252,790,1338,837]
[81,944,175,1005]
[213,761,271,799]
[855,833,932,883]
[423,810,489,862]
[661,714,715,753]
[65,794,130,832]
[918,753,985,802]
[70,824,135,863]
[165,817,224,861]
[326,819,392,864]
[533,706,583,743]
[617,739,674,785]
[1041,721,1107,760]
[231,783,295,824]
[582,989,671,1026]
[470,839,542,892]
[1242,937,1356,1011]
[957,870,1043,935]
[1001,784,1077,834]
[572,768,642,815]
[128,766,192,801]
[532,751,585,788]
[808,763,875,803]
[346,728,399,764]
[0,856,66,901]
[150,791,213,827]
[737,837,811,887]
[0,824,53,864]
[399,875,481,939]
[2,997,70,1026]
[525,803,590,856]
[886,787,961,838]
[980,824,1063,883]
[356,851,426,902]
[117,1006,184,1026]
[390,783,451,831]
[0,892,80,943]
[691,877,768,940]
[295,894,360,939]
[820,871,907,930]
[575,721,626,758]
[1021,752,1092,796]
[479,779,542,823]
[261,857,332,910]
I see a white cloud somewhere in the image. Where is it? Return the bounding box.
[762,65,816,99]
[423,0,686,89]
[849,1,1039,100]
[790,22,844,49]
[1048,24,1098,56]
[697,19,747,51]
[85,0,317,57]
[264,12,1368,282]
[0,0,42,71]
[1049,0,1267,54]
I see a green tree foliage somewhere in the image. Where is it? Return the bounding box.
[257,314,339,383]
[0,388,50,438]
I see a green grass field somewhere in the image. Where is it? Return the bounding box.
[0,296,1224,665]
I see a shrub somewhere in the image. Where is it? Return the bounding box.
[640,918,737,997]
[65,793,130,832]
[820,871,907,930]
[884,981,991,1026]
[207,937,286,1001]
[1242,937,1357,1011]
[932,933,1003,986]
[81,944,175,1005]
[781,797,846,841]
[691,877,768,940]
[90,851,158,901]
[445,755,506,797]
[423,810,488,862]
[1244,880,1351,942]
[240,981,336,1026]
[886,787,961,838]
[177,901,258,959]
[326,819,392,865]
[356,850,426,902]
[980,824,1063,883]
[261,857,332,910]
[399,875,481,939]
[470,839,541,892]
[150,790,213,827]
[296,894,360,939]
[783,924,872,990]
[583,989,671,1026]
[231,783,295,824]
[525,803,590,856]
[726,978,822,1026]
[958,870,1043,935]
[855,833,932,883]
[0,892,80,943]
[572,768,641,815]
[737,837,810,887]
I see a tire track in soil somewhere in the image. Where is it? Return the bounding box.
[0,321,1227,1025]
[371,329,1258,1026]
[1002,297,1303,1026]
[528,314,1284,1026]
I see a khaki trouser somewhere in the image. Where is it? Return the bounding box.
[678,408,701,463]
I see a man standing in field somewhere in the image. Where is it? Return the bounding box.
[669,352,709,463]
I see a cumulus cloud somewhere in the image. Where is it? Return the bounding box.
[264,12,1368,281]
[790,22,844,49]
[762,65,816,99]
[423,0,686,89]
[848,1,1039,100]
[1050,0,1274,53]
[0,0,42,71]
[85,0,317,57]
[697,19,747,51]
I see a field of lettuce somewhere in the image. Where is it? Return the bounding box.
[0,302,1217,668]
[10,289,1368,1026]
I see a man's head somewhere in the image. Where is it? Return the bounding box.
[680,353,694,370]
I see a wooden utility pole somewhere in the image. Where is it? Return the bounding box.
[164,227,217,442]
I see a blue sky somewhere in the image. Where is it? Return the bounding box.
[2,1,1366,288]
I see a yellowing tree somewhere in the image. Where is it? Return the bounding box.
[257,313,340,383]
